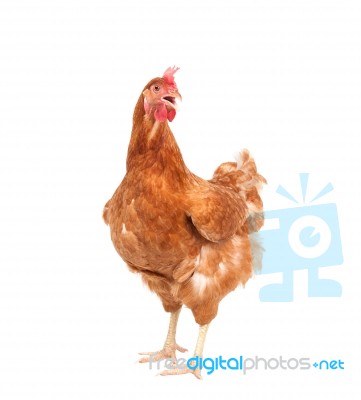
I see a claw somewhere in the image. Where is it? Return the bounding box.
[138,343,188,364]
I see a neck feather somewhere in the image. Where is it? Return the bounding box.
[126,98,188,179]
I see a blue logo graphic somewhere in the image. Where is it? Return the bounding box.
[258,173,343,302]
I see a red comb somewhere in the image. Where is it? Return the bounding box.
[163,66,179,86]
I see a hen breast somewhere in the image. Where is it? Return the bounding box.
[104,171,202,279]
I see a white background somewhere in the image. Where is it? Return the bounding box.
[1,0,360,399]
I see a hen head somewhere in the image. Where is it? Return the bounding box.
[142,66,182,122]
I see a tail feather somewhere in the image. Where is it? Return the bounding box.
[211,149,266,232]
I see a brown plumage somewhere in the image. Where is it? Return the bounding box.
[103,67,266,378]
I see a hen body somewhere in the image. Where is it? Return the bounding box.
[103,68,265,377]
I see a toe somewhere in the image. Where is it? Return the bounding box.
[159,367,202,379]
[175,344,188,353]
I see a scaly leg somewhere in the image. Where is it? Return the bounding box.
[139,308,187,364]
[160,323,210,379]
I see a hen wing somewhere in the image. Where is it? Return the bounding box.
[185,182,247,243]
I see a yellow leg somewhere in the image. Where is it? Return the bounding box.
[160,323,210,379]
[139,309,187,363]
[194,324,209,357]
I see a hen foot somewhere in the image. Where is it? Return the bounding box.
[138,343,187,364]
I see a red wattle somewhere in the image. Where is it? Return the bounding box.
[167,109,176,122]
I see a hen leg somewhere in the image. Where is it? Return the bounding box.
[160,323,209,379]
[139,308,187,364]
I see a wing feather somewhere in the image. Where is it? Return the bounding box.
[185,184,247,242]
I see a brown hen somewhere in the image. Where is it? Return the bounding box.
[103,67,266,378]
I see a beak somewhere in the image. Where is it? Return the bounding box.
[162,91,182,111]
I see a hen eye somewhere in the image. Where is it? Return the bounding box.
[153,85,161,92]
